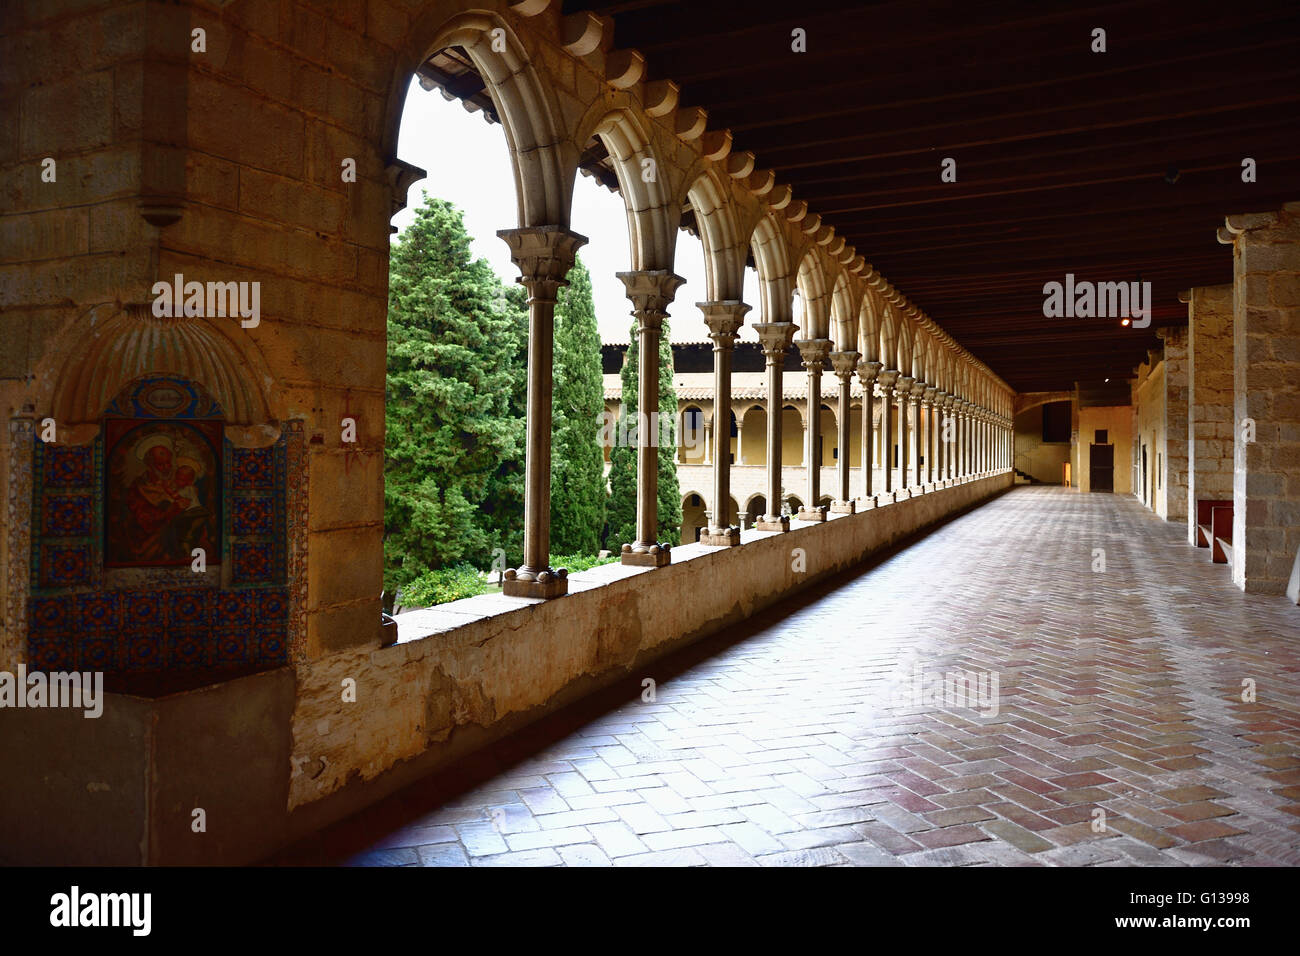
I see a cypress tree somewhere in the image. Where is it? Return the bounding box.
[383,194,524,594]
[549,257,607,555]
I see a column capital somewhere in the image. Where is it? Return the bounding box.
[829,350,860,379]
[908,379,927,399]
[895,374,916,394]
[876,367,900,391]
[699,300,751,345]
[753,321,798,358]
[498,226,588,300]
[859,360,885,387]
[922,386,938,404]
[618,270,686,331]
[796,337,833,372]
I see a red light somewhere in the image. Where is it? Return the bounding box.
[1121,318,1131,327]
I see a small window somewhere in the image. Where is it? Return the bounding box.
[1042,402,1070,443]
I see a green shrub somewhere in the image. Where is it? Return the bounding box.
[401,563,488,608]
[550,552,618,575]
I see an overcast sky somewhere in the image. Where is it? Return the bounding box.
[391,78,763,345]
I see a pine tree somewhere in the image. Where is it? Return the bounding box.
[383,194,525,594]
[549,257,607,555]
[604,319,681,550]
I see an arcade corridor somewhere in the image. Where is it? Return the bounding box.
[276,487,1300,867]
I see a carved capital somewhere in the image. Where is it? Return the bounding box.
[922,386,938,404]
[796,337,833,372]
[618,270,686,332]
[876,368,901,392]
[753,321,797,358]
[856,359,883,386]
[895,374,916,395]
[829,350,860,380]
[498,226,588,302]
[699,300,751,347]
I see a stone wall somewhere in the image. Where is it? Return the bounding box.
[1185,285,1235,544]
[1160,327,1189,523]
[1223,206,1300,594]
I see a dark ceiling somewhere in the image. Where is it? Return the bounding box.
[561,0,1300,392]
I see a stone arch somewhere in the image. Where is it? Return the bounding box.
[795,248,831,340]
[750,210,795,324]
[858,290,882,362]
[684,168,747,301]
[829,270,857,352]
[35,303,279,433]
[896,318,915,377]
[578,106,680,271]
[388,8,576,228]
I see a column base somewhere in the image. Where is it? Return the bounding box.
[796,506,828,523]
[755,515,790,532]
[830,500,856,514]
[700,527,741,547]
[502,567,569,599]
[620,543,671,567]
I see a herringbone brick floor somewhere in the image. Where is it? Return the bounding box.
[281,487,1300,866]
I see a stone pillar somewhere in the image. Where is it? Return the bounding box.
[910,380,927,488]
[797,338,832,522]
[755,322,797,531]
[896,375,914,494]
[700,301,750,547]
[498,226,586,599]
[829,350,859,513]
[1154,325,1190,523]
[1183,285,1235,545]
[618,270,686,567]
[702,417,713,466]
[877,370,900,496]
[734,419,744,465]
[857,360,882,502]
[941,390,951,486]
[959,401,970,477]
[1218,206,1300,596]
[923,388,938,485]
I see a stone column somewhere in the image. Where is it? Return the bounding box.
[923,387,938,485]
[895,375,914,494]
[700,301,750,547]
[702,417,713,466]
[498,226,587,599]
[734,418,744,465]
[941,390,951,481]
[877,370,900,497]
[857,360,882,503]
[829,350,859,513]
[910,380,927,488]
[618,270,686,567]
[957,401,969,477]
[796,338,832,521]
[1218,206,1300,596]
[755,322,797,531]
[1182,285,1234,545]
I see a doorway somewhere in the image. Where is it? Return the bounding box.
[1090,443,1114,492]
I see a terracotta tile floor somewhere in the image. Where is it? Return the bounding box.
[278,486,1300,866]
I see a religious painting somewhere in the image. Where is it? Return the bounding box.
[104,419,222,568]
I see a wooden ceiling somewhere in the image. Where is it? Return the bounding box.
[562,0,1300,392]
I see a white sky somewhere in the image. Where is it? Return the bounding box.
[391,79,763,345]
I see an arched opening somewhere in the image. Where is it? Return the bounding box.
[681,492,708,543]
[680,405,706,464]
[782,405,803,466]
[741,405,767,466]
